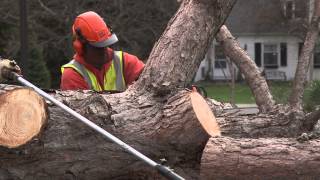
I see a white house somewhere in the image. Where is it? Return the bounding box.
[194,0,320,82]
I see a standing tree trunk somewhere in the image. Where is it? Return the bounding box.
[216,25,275,113]
[289,0,320,111]
[226,58,235,105]
[0,0,236,179]
[205,42,214,80]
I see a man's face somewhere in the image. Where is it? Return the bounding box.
[83,44,108,69]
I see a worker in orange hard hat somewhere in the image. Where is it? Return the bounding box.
[60,11,145,91]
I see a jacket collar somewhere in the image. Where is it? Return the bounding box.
[73,48,114,73]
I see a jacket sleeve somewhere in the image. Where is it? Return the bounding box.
[123,52,145,85]
[60,68,89,90]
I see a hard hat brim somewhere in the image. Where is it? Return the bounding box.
[89,33,118,48]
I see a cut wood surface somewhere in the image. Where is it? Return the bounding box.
[0,88,47,148]
[190,91,221,137]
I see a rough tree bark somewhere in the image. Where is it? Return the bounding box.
[215,105,304,138]
[201,137,320,179]
[0,0,236,179]
[216,25,275,113]
[289,0,320,111]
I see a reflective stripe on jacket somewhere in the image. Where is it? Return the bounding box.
[61,51,126,91]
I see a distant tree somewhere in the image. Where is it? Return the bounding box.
[289,0,320,111]
[25,44,51,88]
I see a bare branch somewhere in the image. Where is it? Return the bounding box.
[216,25,275,113]
[37,0,57,16]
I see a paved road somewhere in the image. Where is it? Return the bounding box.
[223,104,259,115]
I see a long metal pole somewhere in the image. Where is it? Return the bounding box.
[13,73,184,180]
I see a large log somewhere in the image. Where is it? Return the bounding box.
[0,88,217,179]
[201,137,320,179]
[0,87,310,179]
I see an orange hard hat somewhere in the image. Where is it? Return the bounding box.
[72,11,118,48]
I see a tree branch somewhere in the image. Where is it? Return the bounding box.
[132,0,237,96]
[216,25,275,113]
[37,0,57,16]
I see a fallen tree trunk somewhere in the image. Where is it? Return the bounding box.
[0,88,220,179]
[201,136,320,179]
[0,86,309,179]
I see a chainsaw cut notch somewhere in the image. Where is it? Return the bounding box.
[189,91,221,137]
[0,88,47,148]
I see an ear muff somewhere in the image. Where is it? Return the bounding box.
[73,28,87,55]
[73,39,83,55]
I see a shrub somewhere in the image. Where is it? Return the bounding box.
[304,80,320,112]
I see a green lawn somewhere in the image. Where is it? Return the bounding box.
[195,81,292,104]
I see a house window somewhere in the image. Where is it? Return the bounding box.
[280,43,287,67]
[283,0,295,19]
[214,45,227,68]
[263,44,278,68]
[201,67,206,77]
[255,43,262,67]
[298,42,304,57]
[314,45,320,68]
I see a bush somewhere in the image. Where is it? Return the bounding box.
[304,80,320,112]
[269,81,292,104]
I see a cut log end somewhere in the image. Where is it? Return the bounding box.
[190,91,221,137]
[0,88,47,148]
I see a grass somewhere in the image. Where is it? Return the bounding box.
[195,81,292,104]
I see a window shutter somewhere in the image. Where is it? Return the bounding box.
[298,42,304,56]
[280,43,287,66]
[254,43,261,67]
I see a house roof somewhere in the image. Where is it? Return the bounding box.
[225,0,308,35]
